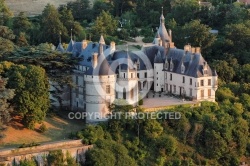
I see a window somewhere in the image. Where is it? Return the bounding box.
[157,72,158,74]
[208,89,211,97]
[170,62,174,71]
[124,73,126,78]
[106,85,110,94]
[76,76,78,85]
[137,63,140,69]
[190,78,192,85]
[201,90,204,98]
[157,84,158,86]
[166,84,168,91]
[165,73,167,79]
[76,88,79,98]
[208,79,211,86]
[137,73,139,78]
[144,72,147,78]
[170,74,172,81]
[157,78,158,80]
[174,85,176,93]
[189,88,192,97]
[131,73,133,78]
[130,89,134,99]
[201,80,204,86]
[123,88,126,99]
[165,62,169,69]
[182,76,185,83]
[204,69,208,75]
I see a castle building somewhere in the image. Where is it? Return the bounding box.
[54,12,218,123]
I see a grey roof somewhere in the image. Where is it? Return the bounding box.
[86,53,115,75]
[56,43,65,53]
[163,48,217,78]
[154,51,164,63]
[158,13,170,42]
[66,39,74,52]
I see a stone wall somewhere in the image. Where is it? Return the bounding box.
[0,140,93,166]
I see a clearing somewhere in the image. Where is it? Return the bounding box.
[6,0,95,16]
[0,112,85,148]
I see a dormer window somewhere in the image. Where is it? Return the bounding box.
[181,63,185,74]
[170,59,174,71]
[165,61,169,69]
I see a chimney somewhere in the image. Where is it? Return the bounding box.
[195,47,201,54]
[168,29,172,42]
[92,52,98,69]
[191,47,196,54]
[184,45,191,52]
[159,39,162,46]
[110,41,116,50]
[82,40,88,49]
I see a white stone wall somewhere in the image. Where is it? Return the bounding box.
[116,70,139,106]
[154,63,165,92]
[165,72,217,101]
[85,75,116,122]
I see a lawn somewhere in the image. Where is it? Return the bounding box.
[0,112,85,148]
[6,0,94,16]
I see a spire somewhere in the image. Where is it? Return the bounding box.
[160,6,165,24]
[70,28,72,40]
[56,31,65,53]
[126,44,133,70]
[59,31,62,44]
[157,7,170,43]
[99,35,105,45]
[99,35,105,55]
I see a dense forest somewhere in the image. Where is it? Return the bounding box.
[0,0,250,165]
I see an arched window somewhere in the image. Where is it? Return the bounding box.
[123,88,126,99]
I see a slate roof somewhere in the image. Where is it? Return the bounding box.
[162,48,217,78]
[158,13,170,42]
[66,39,74,52]
[56,43,65,53]
[154,51,164,63]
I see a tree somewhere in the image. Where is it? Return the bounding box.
[58,7,85,41]
[0,0,13,25]
[12,12,32,36]
[40,4,68,45]
[182,20,216,50]
[4,64,50,129]
[212,60,235,83]
[91,11,118,39]
[66,0,92,21]
[143,119,163,139]
[47,150,64,166]
[16,32,29,47]
[19,159,37,166]
[0,77,14,126]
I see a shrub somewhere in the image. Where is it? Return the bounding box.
[39,123,47,133]
[142,37,154,43]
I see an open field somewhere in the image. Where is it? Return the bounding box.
[0,113,85,148]
[6,0,94,16]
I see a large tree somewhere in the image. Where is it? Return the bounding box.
[12,12,32,36]
[0,63,50,129]
[0,77,14,126]
[0,0,13,26]
[40,4,68,45]
[91,10,118,39]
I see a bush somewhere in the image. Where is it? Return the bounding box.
[39,123,47,133]
[142,37,154,43]
[139,98,143,105]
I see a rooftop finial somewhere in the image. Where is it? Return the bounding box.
[70,28,72,40]
[162,6,163,15]
[59,31,62,43]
